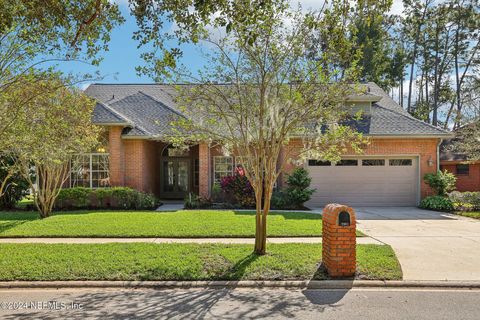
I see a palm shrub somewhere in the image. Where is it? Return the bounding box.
[423,170,457,196]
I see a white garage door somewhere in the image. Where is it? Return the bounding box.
[306,157,418,207]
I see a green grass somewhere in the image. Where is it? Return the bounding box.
[0,210,365,238]
[0,243,401,281]
[455,211,480,219]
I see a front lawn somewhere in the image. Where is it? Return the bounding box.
[455,211,480,220]
[0,243,401,281]
[0,210,365,238]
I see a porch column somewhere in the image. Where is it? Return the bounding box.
[199,143,210,198]
[108,126,125,186]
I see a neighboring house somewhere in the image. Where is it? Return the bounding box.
[80,82,451,207]
[440,132,480,192]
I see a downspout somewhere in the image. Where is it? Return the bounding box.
[437,138,443,172]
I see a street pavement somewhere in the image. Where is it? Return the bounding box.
[0,287,479,319]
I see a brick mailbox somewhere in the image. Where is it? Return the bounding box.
[322,203,356,278]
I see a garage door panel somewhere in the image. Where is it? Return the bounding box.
[306,157,418,207]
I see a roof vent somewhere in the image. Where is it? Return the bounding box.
[112,94,115,99]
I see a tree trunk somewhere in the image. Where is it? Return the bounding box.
[407,40,418,114]
[407,1,429,114]
[254,183,265,255]
[400,76,403,108]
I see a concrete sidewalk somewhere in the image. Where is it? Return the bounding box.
[0,237,382,245]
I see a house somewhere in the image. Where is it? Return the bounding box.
[80,82,451,207]
[440,128,480,192]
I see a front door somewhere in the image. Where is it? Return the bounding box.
[161,159,190,198]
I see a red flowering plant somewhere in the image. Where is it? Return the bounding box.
[220,166,256,208]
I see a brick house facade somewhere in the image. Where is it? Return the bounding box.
[77,82,451,207]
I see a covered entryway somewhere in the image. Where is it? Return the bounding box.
[160,144,199,199]
[306,157,419,207]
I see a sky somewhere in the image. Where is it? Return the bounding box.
[54,0,405,89]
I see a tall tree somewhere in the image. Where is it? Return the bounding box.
[445,0,480,128]
[157,1,366,254]
[403,0,432,114]
[351,0,395,90]
[0,0,124,145]
[5,75,100,218]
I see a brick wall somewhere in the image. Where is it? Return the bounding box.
[199,143,210,197]
[441,163,480,192]
[108,126,125,186]
[107,129,442,200]
[281,138,441,198]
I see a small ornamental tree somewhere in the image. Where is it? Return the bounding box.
[424,170,457,196]
[5,76,100,218]
[285,168,316,209]
[165,2,367,254]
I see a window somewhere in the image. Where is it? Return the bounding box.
[362,159,385,166]
[389,159,412,166]
[71,154,110,188]
[308,160,331,166]
[335,159,358,166]
[214,156,234,182]
[456,164,469,175]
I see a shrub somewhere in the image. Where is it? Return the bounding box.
[220,171,256,208]
[448,191,480,211]
[284,168,315,209]
[55,187,160,210]
[211,182,224,202]
[423,170,457,196]
[184,193,212,209]
[56,187,92,209]
[0,156,30,209]
[270,191,288,209]
[419,196,454,212]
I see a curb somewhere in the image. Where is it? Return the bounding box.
[1,280,480,289]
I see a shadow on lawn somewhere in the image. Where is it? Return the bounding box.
[233,210,320,220]
[0,212,38,234]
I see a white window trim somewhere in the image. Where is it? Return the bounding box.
[70,153,110,189]
[213,156,234,183]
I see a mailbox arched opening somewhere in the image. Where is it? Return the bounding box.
[338,211,351,226]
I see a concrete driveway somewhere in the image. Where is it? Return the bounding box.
[354,207,480,281]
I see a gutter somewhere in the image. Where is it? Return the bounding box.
[437,138,443,171]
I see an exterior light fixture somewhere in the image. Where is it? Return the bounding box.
[427,157,434,167]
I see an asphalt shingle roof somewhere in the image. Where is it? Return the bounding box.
[85,82,451,138]
[91,101,131,124]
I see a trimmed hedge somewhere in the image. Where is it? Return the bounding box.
[55,187,160,210]
[448,191,480,212]
[419,195,454,212]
